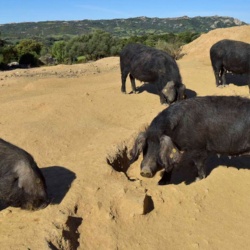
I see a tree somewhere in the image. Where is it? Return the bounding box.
[2,45,18,63]
[51,41,67,63]
[155,40,184,60]
[16,39,42,57]
[63,30,121,63]
[0,31,2,46]
[15,39,43,66]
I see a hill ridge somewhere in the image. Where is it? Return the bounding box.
[0,15,247,39]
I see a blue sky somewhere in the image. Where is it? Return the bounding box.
[0,0,249,24]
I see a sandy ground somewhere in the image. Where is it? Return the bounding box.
[0,25,250,250]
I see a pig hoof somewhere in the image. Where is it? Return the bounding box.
[158,179,170,185]
[217,85,226,89]
[195,176,205,182]
[140,169,153,178]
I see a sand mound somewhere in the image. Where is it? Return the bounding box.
[181,25,250,63]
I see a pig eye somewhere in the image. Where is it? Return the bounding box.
[157,157,164,167]
[13,177,19,186]
[142,143,148,155]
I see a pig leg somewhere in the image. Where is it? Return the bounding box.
[129,74,137,93]
[158,169,173,185]
[190,150,208,180]
[212,60,223,87]
[121,69,129,93]
[248,74,250,93]
[221,67,227,86]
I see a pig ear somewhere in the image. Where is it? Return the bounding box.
[129,132,147,164]
[167,81,175,88]
[159,135,173,168]
[162,81,176,103]
[14,160,35,194]
[159,135,180,171]
[162,81,175,93]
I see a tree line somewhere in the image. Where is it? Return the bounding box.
[0,30,200,70]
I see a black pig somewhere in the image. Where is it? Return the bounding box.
[120,43,185,104]
[210,39,250,91]
[0,138,48,210]
[130,96,250,185]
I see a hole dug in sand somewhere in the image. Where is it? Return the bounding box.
[143,194,154,215]
[106,140,155,216]
[47,205,83,250]
[110,188,155,218]
[62,215,83,249]
[106,142,136,181]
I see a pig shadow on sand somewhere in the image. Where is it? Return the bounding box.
[42,166,76,205]
[0,166,76,211]
[130,82,197,99]
[167,155,250,185]
[225,73,248,87]
[133,82,158,95]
